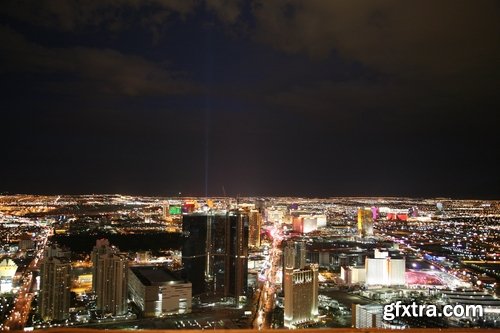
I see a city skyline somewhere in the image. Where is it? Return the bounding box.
[1,194,499,330]
[1,1,499,198]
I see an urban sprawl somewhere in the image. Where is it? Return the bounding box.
[0,195,499,330]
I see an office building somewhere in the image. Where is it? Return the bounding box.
[353,304,383,328]
[39,256,71,321]
[91,239,128,316]
[182,210,248,303]
[365,249,406,286]
[129,266,191,317]
[357,207,374,237]
[248,209,262,248]
[283,264,319,328]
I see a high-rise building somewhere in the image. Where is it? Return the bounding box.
[91,239,128,316]
[39,256,71,321]
[283,240,307,271]
[283,264,319,328]
[357,207,374,237]
[162,203,169,219]
[254,199,266,214]
[365,249,406,286]
[353,304,383,328]
[182,210,248,303]
[44,244,71,259]
[282,239,318,328]
[248,209,262,248]
[292,215,319,234]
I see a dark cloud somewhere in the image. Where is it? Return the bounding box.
[0,0,242,41]
[0,26,197,96]
[265,80,426,115]
[0,0,498,197]
[205,0,243,24]
[252,0,500,97]
[0,0,197,32]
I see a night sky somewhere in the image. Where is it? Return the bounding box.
[1,1,499,198]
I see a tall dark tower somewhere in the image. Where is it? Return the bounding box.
[182,210,248,304]
[181,214,210,295]
[226,210,249,302]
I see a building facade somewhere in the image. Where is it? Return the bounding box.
[283,264,319,328]
[365,249,406,286]
[128,266,191,317]
[0,259,17,294]
[248,209,262,248]
[341,266,366,284]
[282,240,307,296]
[39,257,71,321]
[353,304,383,328]
[91,239,128,316]
[182,210,248,303]
[357,207,374,237]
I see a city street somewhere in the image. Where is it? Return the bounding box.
[3,231,48,330]
[253,222,283,330]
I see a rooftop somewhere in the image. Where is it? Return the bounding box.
[130,266,185,286]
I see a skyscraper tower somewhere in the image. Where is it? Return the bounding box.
[182,209,248,303]
[282,239,318,327]
[357,207,374,237]
[283,240,307,270]
[282,240,306,295]
[248,209,262,248]
[91,239,128,316]
[39,256,71,321]
[283,263,319,328]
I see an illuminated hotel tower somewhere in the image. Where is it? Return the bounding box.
[91,239,128,315]
[365,249,406,286]
[39,256,71,321]
[182,209,248,304]
[357,207,374,237]
[283,241,318,328]
[248,209,262,248]
[282,240,307,279]
[284,265,319,328]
